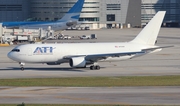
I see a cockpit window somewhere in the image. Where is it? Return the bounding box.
[11,49,20,52]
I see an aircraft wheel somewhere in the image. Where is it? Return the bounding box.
[95,65,100,70]
[21,67,24,71]
[90,65,95,70]
[19,62,25,71]
[90,65,100,70]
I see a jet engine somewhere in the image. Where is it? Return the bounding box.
[69,57,86,68]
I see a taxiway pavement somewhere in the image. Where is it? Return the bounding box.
[0,86,180,105]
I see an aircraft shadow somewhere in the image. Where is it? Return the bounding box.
[158,36,180,39]
[0,67,89,72]
[129,35,180,40]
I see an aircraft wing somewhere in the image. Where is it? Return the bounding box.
[63,51,145,62]
[63,46,173,62]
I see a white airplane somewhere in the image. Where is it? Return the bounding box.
[8,11,172,71]
[2,0,84,31]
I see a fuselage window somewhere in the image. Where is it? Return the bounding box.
[11,49,20,52]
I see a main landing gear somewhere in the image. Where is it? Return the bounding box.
[19,62,25,71]
[90,65,100,70]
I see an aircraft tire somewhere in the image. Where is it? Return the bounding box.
[90,65,100,70]
[90,65,95,70]
[21,67,24,71]
[95,65,100,70]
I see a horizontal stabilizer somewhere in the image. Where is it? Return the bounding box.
[142,46,174,52]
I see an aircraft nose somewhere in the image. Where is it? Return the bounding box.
[7,52,13,60]
[7,52,17,61]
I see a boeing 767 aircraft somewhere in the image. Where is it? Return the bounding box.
[1,0,84,31]
[8,11,171,71]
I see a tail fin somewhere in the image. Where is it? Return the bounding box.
[58,0,84,22]
[130,11,166,45]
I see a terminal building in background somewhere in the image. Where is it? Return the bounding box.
[142,0,180,27]
[30,0,141,29]
[30,0,78,21]
[96,0,141,29]
[0,0,30,22]
[0,0,180,29]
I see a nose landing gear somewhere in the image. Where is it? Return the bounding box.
[19,62,25,71]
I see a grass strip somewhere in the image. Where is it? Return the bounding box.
[0,76,180,87]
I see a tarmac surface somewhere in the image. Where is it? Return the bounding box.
[0,86,180,105]
[0,28,180,105]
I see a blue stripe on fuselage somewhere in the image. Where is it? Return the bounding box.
[2,21,64,27]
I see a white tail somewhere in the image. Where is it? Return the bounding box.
[131,11,166,45]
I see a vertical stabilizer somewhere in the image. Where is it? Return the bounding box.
[130,11,166,45]
[58,0,84,22]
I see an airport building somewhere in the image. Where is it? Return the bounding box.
[0,0,180,29]
[0,0,30,22]
[30,0,78,21]
[141,0,180,27]
[30,0,141,29]
[92,0,141,29]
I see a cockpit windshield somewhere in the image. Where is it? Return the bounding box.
[11,49,20,52]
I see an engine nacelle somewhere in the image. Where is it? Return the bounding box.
[69,57,86,68]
